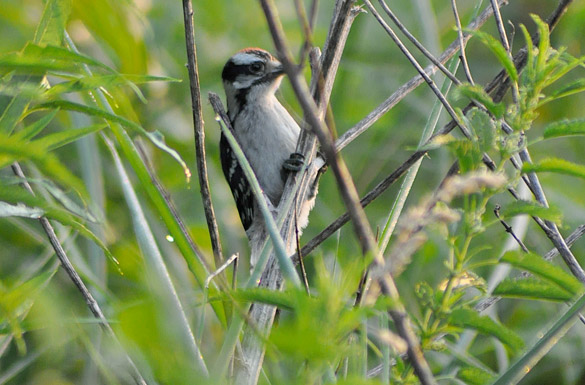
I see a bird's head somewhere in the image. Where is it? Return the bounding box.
[222,48,284,114]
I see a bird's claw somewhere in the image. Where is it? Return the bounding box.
[283,152,305,172]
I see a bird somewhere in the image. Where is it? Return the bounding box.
[220,48,313,268]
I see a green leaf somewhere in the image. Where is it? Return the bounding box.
[457,366,495,385]
[33,0,71,46]
[450,307,524,351]
[456,84,505,118]
[0,176,98,223]
[232,288,296,310]
[493,291,585,385]
[0,185,116,267]
[0,44,115,75]
[472,29,518,83]
[544,119,585,139]
[0,269,58,354]
[533,14,550,75]
[499,200,562,224]
[500,251,583,295]
[34,100,191,180]
[0,93,29,135]
[523,157,585,180]
[0,202,44,218]
[493,278,574,301]
[467,108,497,153]
[14,109,59,141]
[543,78,585,104]
[45,74,180,99]
[34,123,106,151]
[0,133,87,196]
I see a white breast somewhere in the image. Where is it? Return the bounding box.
[233,94,300,205]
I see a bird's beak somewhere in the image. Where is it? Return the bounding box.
[268,61,285,79]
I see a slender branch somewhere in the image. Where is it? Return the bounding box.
[135,139,209,269]
[494,204,529,253]
[451,0,475,84]
[363,0,470,136]
[500,122,585,282]
[475,224,585,312]
[11,162,148,385]
[378,0,460,85]
[182,0,224,267]
[335,0,507,151]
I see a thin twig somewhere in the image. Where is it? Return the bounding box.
[475,224,585,312]
[182,0,224,267]
[135,139,209,268]
[363,0,470,137]
[451,0,475,84]
[206,254,239,289]
[498,122,585,282]
[378,0,460,85]
[11,162,148,385]
[336,0,507,151]
[494,204,529,253]
[489,0,519,102]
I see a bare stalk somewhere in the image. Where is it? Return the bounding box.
[11,162,148,385]
[182,0,224,267]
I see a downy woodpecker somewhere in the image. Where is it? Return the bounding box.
[220,48,311,266]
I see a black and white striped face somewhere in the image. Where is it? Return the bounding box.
[222,48,284,114]
[222,48,283,90]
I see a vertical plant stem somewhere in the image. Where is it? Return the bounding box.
[182,0,224,267]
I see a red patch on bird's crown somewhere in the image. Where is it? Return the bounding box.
[238,47,273,60]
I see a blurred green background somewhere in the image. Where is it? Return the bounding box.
[1,0,585,384]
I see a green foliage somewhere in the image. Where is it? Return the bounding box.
[1,1,585,385]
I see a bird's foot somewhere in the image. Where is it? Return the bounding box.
[283,152,305,172]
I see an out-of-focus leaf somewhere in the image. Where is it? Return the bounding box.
[35,100,191,181]
[493,278,574,301]
[0,93,29,134]
[523,157,585,180]
[0,185,116,266]
[45,74,180,99]
[499,200,562,224]
[450,307,524,351]
[543,119,585,139]
[542,79,585,105]
[13,109,59,140]
[0,134,86,196]
[71,0,147,74]
[0,202,44,218]
[232,288,296,310]
[500,251,583,295]
[457,366,495,385]
[0,176,98,223]
[34,123,106,151]
[0,269,58,354]
[33,0,71,46]
[0,44,115,75]
[493,291,585,385]
[456,84,505,118]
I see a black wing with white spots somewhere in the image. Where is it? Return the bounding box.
[220,132,254,230]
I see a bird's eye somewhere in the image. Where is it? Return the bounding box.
[250,62,265,73]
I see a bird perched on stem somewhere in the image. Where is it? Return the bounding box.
[220,48,313,268]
